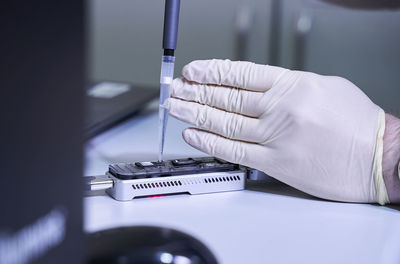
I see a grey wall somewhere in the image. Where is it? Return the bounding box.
[278,0,400,113]
[88,0,272,87]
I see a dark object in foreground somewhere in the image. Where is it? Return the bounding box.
[0,1,84,263]
[86,226,218,264]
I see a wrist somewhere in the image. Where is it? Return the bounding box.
[382,113,400,204]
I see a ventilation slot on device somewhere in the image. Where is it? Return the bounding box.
[132,180,183,190]
[204,175,241,183]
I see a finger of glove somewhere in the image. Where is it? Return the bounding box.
[182,128,266,167]
[171,78,265,117]
[167,98,262,143]
[182,59,288,92]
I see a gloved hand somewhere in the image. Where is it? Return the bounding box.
[166,59,389,204]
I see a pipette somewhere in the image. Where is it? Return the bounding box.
[158,0,181,162]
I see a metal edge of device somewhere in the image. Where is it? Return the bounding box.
[90,175,113,191]
[105,170,246,201]
[244,167,275,182]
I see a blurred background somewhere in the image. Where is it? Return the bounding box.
[88,0,400,114]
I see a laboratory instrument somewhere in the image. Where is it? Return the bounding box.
[84,157,270,201]
[158,0,181,161]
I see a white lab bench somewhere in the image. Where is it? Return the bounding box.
[84,103,400,264]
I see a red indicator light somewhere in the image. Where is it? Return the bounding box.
[145,195,165,198]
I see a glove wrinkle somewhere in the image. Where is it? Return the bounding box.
[227,87,238,113]
[198,82,208,105]
[226,111,241,140]
[232,141,246,165]
[198,104,210,128]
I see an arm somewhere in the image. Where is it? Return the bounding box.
[383,114,400,203]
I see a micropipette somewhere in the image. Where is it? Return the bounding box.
[158,0,181,162]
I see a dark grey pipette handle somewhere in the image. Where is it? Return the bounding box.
[163,0,181,52]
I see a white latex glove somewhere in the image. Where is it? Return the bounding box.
[166,59,389,204]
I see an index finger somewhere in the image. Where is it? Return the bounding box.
[182,59,288,92]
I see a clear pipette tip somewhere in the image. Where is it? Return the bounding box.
[158,55,175,162]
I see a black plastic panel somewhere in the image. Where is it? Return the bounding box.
[109,157,239,180]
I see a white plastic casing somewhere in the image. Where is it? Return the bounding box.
[106,170,246,201]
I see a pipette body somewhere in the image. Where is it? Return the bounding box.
[158,0,181,161]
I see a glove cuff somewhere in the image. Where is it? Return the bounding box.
[372,109,389,205]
